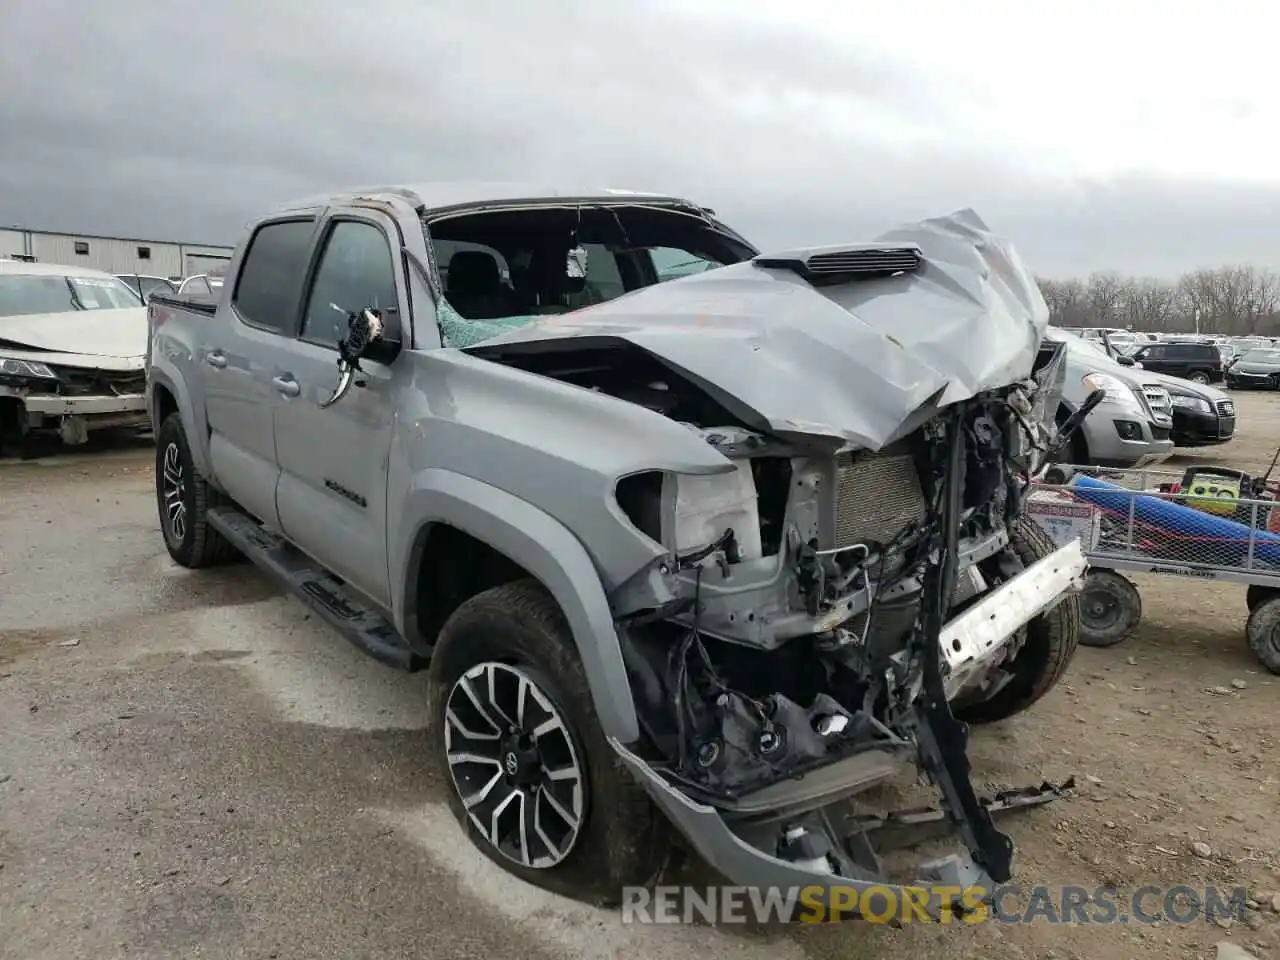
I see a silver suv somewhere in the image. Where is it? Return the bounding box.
[1047,328,1174,468]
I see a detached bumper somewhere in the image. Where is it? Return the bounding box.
[611,540,1087,916]
[941,539,1087,698]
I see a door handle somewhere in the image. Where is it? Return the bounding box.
[272,375,301,398]
[206,350,227,369]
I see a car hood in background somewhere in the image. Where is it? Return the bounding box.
[1142,370,1229,401]
[0,307,148,359]
[1231,362,1280,375]
[468,209,1050,450]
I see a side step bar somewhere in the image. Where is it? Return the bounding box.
[206,506,422,671]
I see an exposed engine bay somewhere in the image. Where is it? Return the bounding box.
[460,208,1088,909]
[486,333,1080,899]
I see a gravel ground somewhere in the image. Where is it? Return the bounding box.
[3,393,1280,960]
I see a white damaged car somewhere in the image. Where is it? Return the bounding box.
[0,259,150,450]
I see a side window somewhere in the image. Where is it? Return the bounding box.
[648,246,718,282]
[301,220,399,348]
[1141,345,1167,360]
[232,219,316,333]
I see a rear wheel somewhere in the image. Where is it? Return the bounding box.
[1187,370,1211,385]
[1078,569,1143,647]
[427,580,671,905]
[155,413,239,568]
[1246,585,1280,613]
[953,517,1082,725]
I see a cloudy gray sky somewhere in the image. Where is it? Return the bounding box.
[2,0,1277,279]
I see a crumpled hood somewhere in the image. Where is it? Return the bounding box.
[0,308,148,359]
[468,209,1049,450]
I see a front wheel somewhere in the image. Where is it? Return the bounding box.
[155,413,239,568]
[1187,370,1211,385]
[952,516,1082,725]
[427,580,671,905]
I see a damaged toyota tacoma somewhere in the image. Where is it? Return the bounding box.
[145,184,1086,916]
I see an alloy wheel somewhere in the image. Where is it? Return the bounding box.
[444,661,585,869]
[161,442,187,542]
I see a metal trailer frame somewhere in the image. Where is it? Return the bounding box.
[1027,464,1280,673]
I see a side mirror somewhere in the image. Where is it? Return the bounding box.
[319,306,402,409]
[1116,355,1135,367]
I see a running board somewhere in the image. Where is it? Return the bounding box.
[206,506,421,670]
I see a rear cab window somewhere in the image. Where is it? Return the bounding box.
[231,219,317,333]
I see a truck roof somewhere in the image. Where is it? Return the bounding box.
[272,181,703,218]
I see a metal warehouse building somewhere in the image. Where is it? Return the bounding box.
[0,226,234,279]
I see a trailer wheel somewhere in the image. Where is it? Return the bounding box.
[1078,569,1142,647]
[1245,595,1280,674]
[1246,585,1280,613]
[426,579,671,905]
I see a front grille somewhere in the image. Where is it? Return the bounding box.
[50,366,146,397]
[1217,399,1236,416]
[1142,385,1172,417]
[832,449,928,547]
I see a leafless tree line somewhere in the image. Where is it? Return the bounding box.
[1037,266,1280,336]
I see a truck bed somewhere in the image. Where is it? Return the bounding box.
[148,292,218,316]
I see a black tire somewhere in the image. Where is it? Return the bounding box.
[155,413,239,568]
[1245,596,1280,675]
[953,516,1082,725]
[1186,370,1211,385]
[1078,569,1143,647]
[426,579,670,906]
[1246,585,1280,613]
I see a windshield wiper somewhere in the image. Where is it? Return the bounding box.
[61,277,86,311]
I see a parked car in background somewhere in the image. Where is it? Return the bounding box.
[0,260,149,449]
[1127,341,1224,384]
[177,274,225,298]
[117,274,178,301]
[1046,328,1174,468]
[1141,372,1235,446]
[1226,348,1280,389]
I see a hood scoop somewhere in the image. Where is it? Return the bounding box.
[754,242,922,284]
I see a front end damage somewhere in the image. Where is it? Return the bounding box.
[467,210,1085,917]
[0,352,148,448]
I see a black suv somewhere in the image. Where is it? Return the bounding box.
[1127,342,1224,384]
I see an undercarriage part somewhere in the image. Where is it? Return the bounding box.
[843,778,1076,850]
[910,407,1016,884]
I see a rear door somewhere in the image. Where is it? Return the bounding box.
[202,217,318,528]
[273,213,405,607]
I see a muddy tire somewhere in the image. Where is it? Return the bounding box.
[952,516,1082,725]
[1246,585,1280,613]
[1246,596,1280,675]
[1078,569,1142,647]
[427,579,670,906]
[155,413,239,568]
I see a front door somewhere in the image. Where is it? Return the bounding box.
[202,217,317,528]
[273,216,403,607]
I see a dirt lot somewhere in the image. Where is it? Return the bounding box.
[2,393,1280,960]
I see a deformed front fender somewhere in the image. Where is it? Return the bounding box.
[392,468,640,745]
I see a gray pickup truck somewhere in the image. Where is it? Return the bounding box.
[145,184,1085,916]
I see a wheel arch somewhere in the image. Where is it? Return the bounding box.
[147,369,211,477]
[394,469,641,745]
